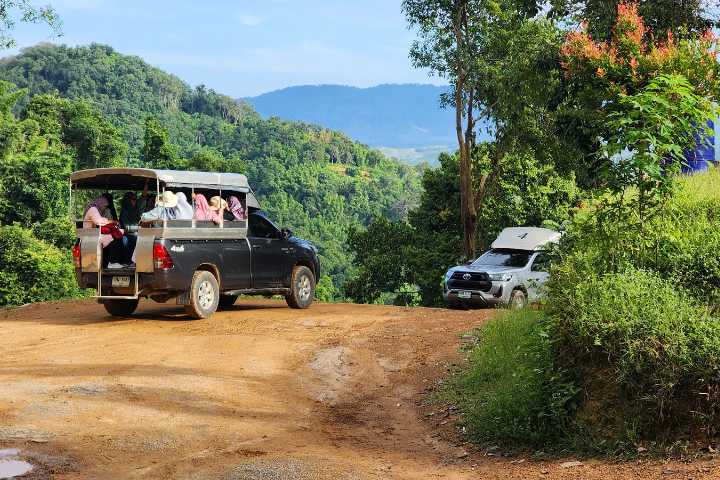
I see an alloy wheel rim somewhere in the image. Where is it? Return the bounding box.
[298,275,311,301]
[198,280,215,310]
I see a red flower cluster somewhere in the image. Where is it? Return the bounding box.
[560,1,719,98]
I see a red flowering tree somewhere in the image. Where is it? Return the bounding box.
[561,2,719,112]
[559,1,720,225]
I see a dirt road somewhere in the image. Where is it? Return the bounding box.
[1,299,718,479]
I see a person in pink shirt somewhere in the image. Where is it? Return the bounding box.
[83,195,132,268]
[193,194,221,224]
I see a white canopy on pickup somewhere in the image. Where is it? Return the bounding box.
[491,227,561,251]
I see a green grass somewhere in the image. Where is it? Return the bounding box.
[445,309,576,449]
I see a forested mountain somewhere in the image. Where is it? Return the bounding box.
[0,43,422,298]
[245,84,492,163]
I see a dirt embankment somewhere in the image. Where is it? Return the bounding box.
[1,299,719,479]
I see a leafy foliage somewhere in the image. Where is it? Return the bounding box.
[601,74,716,222]
[0,81,123,230]
[0,224,82,307]
[540,166,720,444]
[547,267,720,441]
[0,0,61,50]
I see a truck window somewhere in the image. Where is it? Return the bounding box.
[531,253,550,272]
[472,249,531,268]
[249,214,278,239]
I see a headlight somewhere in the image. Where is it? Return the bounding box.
[489,273,513,282]
[444,270,453,280]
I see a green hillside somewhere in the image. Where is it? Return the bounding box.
[0,43,422,296]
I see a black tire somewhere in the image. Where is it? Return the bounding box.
[218,294,238,309]
[285,266,315,309]
[184,270,220,319]
[102,298,139,316]
[509,289,528,310]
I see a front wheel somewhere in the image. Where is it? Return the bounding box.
[185,270,220,319]
[102,298,139,316]
[285,266,315,309]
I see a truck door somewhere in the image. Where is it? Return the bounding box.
[221,239,252,290]
[526,252,550,302]
[248,213,286,288]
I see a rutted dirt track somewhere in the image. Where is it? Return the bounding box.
[1,300,719,479]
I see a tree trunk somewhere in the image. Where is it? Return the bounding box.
[453,0,477,259]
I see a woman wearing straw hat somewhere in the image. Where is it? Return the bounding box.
[141,190,179,221]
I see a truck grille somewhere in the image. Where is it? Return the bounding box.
[447,271,492,292]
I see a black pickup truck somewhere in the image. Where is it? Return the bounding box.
[71,168,320,319]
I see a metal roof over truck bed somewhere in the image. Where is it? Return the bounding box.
[491,227,561,251]
[70,168,259,208]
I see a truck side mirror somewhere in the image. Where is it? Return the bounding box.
[281,228,293,239]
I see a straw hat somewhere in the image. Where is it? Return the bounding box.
[209,196,228,211]
[156,190,178,208]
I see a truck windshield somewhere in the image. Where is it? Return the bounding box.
[472,249,531,268]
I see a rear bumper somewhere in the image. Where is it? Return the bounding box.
[78,269,183,298]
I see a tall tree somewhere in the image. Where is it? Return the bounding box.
[0,0,61,49]
[403,0,488,258]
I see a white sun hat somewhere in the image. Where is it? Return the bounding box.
[156,190,178,208]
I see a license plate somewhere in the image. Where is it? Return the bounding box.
[458,291,472,299]
[112,276,130,288]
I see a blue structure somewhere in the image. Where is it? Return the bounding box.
[683,120,718,173]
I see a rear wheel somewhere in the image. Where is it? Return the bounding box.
[509,289,528,310]
[102,298,139,317]
[285,266,315,309]
[185,270,219,319]
[218,294,238,309]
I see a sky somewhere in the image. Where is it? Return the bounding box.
[6,0,442,97]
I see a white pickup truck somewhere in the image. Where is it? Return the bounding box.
[442,227,561,309]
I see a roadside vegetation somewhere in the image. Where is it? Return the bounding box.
[392,0,720,454]
[448,169,720,453]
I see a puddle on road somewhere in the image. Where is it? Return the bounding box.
[0,459,33,478]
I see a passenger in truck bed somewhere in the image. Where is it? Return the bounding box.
[83,195,133,268]
[119,192,141,228]
[210,196,233,222]
[193,193,221,224]
[140,190,179,221]
[175,192,194,220]
[228,195,246,221]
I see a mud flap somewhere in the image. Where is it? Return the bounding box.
[176,291,190,305]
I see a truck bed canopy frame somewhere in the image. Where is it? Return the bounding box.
[70,168,260,209]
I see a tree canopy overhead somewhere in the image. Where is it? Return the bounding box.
[0,0,61,50]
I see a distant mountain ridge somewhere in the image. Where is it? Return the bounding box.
[245,83,469,150]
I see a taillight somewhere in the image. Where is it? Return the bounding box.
[72,241,81,269]
[153,243,174,270]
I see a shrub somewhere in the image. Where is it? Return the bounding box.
[447,309,577,447]
[548,266,720,441]
[0,224,82,307]
[32,216,76,249]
